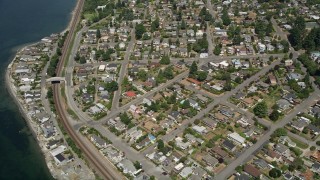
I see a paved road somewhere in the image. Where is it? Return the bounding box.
[111,27,136,111]
[206,0,217,19]
[215,89,320,179]
[97,54,284,123]
[143,59,282,155]
[61,22,167,179]
[206,22,214,56]
[222,101,272,128]
[93,125,169,179]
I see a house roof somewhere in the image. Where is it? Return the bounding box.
[311,150,320,163]
[253,158,269,169]
[307,124,320,133]
[187,78,201,85]
[244,164,261,178]
[274,143,289,154]
[211,146,228,158]
[203,154,218,166]
[126,91,137,97]
[235,173,250,180]
[222,139,236,150]
[266,149,281,159]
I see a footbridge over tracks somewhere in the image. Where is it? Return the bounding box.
[46,77,66,83]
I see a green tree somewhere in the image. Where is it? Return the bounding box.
[266,22,274,36]
[269,109,281,121]
[160,55,170,65]
[151,17,160,32]
[222,8,231,26]
[197,71,208,81]
[135,24,146,40]
[74,52,80,61]
[288,16,306,50]
[120,112,131,125]
[180,100,190,109]
[137,70,148,81]
[181,19,187,30]
[96,29,101,39]
[79,56,86,64]
[255,20,267,38]
[157,140,164,150]
[189,61,198,78]
[253,101,268,118]
[214,44,222,55]
[289,157,304,171]
[272,128,287,137]
[163,66,174,79]
[104,81,119,92]
[133,161,142,170]
[235,76,242,83]
[269,168,282,178]
[281,40,290,53]
[224,81,232,91]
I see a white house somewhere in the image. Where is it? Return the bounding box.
[228,132,245,145]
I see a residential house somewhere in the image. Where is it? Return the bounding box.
[285,59,294,66]
[310,106,320,117]
[244,164,261,178]
[202,118,217,129]
[287,72,303,81]
[168,111,180,121]
[268,74,277,85]
[291,117,310,132]
[312,162,320,173]
[192,125,207,134]
[126,127,143,142]
[307,124,320,135]
[188,99,200,110]
[90,135,108,149]
[210,146,228,158]
[35,112,50,123]
[175,137,191,150]
[179,167,193,178]
[202,154,219,167]
[254,159,269,169]
[277,99,291,112]
[235,174,251,180]
[228,132,246,145]
[222,140,236,152]
[41,121,55,138]
[278,136,296,147]
[117,159,140,177]
[274,143,290,157]
[310,150,320,163]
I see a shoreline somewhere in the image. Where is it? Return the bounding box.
[5,62,57,178]
[3,0,95,179]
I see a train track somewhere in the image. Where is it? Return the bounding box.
[52,0,119,179]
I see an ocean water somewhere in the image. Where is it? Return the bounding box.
[0,0,75,179]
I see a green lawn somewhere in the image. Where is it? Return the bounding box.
[289,136,309,149]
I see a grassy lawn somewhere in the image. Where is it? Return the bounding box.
[289,136,309,149]
[262,86,281,107]
[84,13,95,21]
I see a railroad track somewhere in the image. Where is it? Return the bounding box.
[52,0,119,179]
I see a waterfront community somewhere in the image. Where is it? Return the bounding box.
[6,0,320,179]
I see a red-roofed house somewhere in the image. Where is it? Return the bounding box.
[187,78,201,86]
[126,91,136,98]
